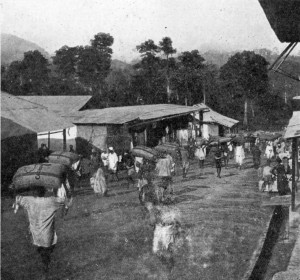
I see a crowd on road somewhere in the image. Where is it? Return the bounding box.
[10,133,300,279]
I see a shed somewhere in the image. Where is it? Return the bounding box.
[18,95,92,150]
[1,92,73,188]
[19,95,92,115]
[193,104,239,138]
[65,104,206,155]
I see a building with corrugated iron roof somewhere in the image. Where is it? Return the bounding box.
[63,104,207,156]
[193,103,239,139]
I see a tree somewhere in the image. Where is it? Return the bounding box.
[134,39,164,104]
[77,33,114,94]
[21,50,50,94]
[159,37,176,102]
[173,50,206,105]
[1,50,50,95]
[220,51,269,128]
[53,45,83,79]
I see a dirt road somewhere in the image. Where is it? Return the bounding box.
[1,155,275,280]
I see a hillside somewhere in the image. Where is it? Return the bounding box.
[1,33,50,65]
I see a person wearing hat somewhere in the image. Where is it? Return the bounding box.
[107,147,119,182]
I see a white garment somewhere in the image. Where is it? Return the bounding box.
[265,143,274,159]
[235,146,245,165]
[195,146,206,160]
[108,152,118,171]
[101,152,108,167]
[153,224,175,253]
[134,157,143,173]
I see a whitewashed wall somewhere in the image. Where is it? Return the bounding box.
[76,125,107,150]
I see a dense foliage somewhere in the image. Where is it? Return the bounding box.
[1,33,298,130]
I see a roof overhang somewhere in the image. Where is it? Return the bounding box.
[259,0,300,43]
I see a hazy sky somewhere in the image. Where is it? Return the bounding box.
[2,0,299,61]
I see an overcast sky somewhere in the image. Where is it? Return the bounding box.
[2,0,299,61]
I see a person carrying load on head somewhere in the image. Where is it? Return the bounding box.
[123,150,136,188]
[13,186,72,276]
[155,152,174,201]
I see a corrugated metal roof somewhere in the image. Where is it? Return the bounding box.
[259,0,300,43]
[67,104,207,125]
[1,92,74,133]
[284,111,300,139]
[194,103,239,128]
[19,95,92,114]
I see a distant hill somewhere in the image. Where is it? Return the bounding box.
[111,59,133,71]
[1,33,50,65]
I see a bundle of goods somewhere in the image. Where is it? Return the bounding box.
[258,132,282,141]
[131,146,158,161]
[48,151,79,167]
[155,143,180,160]
[209,137,233,146]
[13,163,66,190]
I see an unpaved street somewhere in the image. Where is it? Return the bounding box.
[1,155,274,280]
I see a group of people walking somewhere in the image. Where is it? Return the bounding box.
[13,136,295,278]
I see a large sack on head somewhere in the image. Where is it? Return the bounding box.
[48,151,79,167]
[13,163,66,190]
[131,146,158,161]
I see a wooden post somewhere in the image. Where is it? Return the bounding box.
[48,131,51,149]
[63,129,67,151]
[144,127,147,146]
[296,138,299,191]
[292,138,297,211]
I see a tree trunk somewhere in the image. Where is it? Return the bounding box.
[202,80,206,104]
[250,100,255,118]
[243,98,248,128]
[166,77,171,103]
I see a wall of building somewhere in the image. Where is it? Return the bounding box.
[76,125,107,157]
[1,134,38,190]
[202,124,219,139]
